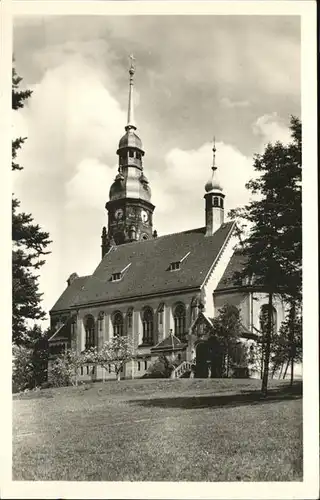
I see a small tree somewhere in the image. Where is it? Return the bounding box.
[50,349,85,387]
[12,345,34,392]
[146,354,174,378]
[87,336,135,381]
[271,307,302,382]
[211,304,242,377]
[12,325,50,391]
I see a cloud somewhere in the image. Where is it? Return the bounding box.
[220,97,250,109]
[163,141,254,211]
[65,158,116,211]
[12,17,299,324]
[12,41,129,319]
[252,112,292,147]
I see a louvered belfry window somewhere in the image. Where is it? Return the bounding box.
[142,307,154,344]
[174,303,186,339]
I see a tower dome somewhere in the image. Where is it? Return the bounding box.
[205,175,223,193]
[109,171,125,200]
[204,139,223,193]
[118,129,143,152]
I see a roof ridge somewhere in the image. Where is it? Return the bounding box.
[52,221,235,312]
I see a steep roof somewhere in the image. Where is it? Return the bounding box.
[51,222,235,312]
[215,251,247,291]
[151,334,187,352]
[50,276,90,313]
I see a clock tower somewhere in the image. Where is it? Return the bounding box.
[102,56,155,257]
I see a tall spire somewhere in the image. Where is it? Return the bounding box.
[126,54,136,130]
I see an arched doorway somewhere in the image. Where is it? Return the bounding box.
[195,342,211,378]
[195,337,225,378]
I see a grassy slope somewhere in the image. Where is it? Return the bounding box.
[13,378,302,481]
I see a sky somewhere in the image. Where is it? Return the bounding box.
[12,14,301,326]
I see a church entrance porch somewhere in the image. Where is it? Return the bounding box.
[195,338,225,378]
[189,311,226,378]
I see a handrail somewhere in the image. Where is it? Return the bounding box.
[171,360,192,378]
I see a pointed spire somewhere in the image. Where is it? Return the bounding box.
[205,136,223,193]
[126,54,136,131]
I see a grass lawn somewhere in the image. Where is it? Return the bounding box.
[12,378,302,481]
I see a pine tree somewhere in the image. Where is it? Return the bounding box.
[229,116,302,395]
[12,66,51,345]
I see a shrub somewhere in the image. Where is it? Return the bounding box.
[12,345,34,393]
[50,355,73,387]
[145,355,174,378]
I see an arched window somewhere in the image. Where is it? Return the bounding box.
[220,198,224,208]
[191,297,200,323]
[112,311,124,337]
[259,304,277,337]
[174,303,186,339]
[157,303,164,330]
[142,307,154,344]
[84,315,95,350]
[127,307,133,330]
[213,197,219,207]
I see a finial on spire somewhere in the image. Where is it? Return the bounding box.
[126,54,136,130]
[212,136,217,171]
[129,54,136,78]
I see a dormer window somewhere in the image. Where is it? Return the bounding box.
[169,261,180,271]
[110,263,131,282]
[111,272,121,281]
[168,252,190,272]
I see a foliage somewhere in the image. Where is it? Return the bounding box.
[85,336,135,381]
[12,66,32,112]
[271,306,302,379]
[29,324,49,386]
[50,349,86,388]
[145,354,174,378]
[12,325,50,392]
[228,117,302,394]
[12,344,35,392]
[211,304,243,377]
[12,66,52,345]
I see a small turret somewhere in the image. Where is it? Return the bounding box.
[204,138,225,236]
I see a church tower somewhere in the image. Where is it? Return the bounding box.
[204,138,225,236]
[102,56,155,257]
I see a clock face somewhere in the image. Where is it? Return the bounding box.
[141,209,148,223]
[115,208,123,220]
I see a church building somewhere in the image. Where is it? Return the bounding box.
[48,58,288,380]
